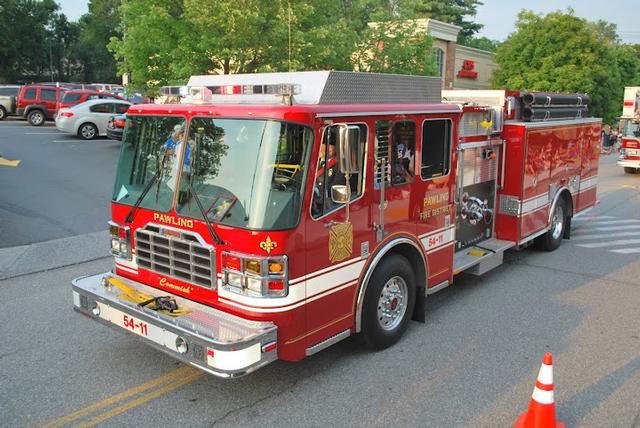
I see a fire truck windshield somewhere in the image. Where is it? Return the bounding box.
[112,115,187,213]
[176,117,313,230]
[622,119,640,137]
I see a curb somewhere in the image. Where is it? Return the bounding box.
[0,231,110,280]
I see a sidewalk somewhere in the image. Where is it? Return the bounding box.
[0,230,110,280]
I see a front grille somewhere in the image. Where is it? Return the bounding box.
[135,224,215,289]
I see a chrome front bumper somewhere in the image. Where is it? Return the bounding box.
[72,273,278,378]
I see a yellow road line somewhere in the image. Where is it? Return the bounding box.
[75,371,203,428]
[43,365,198,428]
[0,157,20,167]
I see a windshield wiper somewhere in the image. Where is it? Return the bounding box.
[125,150,169,224]
[185,145,225,245]
[124,168,163,224]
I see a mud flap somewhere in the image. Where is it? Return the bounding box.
[412,286,426,323]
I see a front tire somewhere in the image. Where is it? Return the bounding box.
[78,123,98,140]
[0,106,6,120]
[536,200,567,251]
[361,254,416,350]
[27,110,45,126]
[624,167,640,174]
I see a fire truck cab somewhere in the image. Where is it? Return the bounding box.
[72,72,601,378]
[618,86,640,174]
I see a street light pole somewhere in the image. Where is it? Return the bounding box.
[49,38,54,82]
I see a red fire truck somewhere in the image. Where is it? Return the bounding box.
[618,86,640,174]
[72,72,601,378]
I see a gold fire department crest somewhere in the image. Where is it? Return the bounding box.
[260,236,278,254]
[329,221,353,263]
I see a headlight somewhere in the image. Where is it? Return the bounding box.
[108,221,131,260]
[222,251,288,298]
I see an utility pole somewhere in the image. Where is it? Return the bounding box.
[49,38,54,82]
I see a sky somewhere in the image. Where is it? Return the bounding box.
[57,0,640,44]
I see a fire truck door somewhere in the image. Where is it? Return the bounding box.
[371,120,419,240]
[305,123,370,347]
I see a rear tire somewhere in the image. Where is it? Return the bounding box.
[78,123,98,140]
[27,110,45,126]
[624,167,640,174]
[0,106,6,120]
[536,200,567,251]
[361,254,416,350]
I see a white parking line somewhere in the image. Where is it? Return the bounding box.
[571,231,640,241]
[577,239,640,249]
[52,140,84,143]
[611,248,640,254]
[585,225,640,232]
[574,219,640,226]
[24,132,63,135]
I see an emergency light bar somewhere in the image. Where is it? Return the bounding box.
[185,71,442,105]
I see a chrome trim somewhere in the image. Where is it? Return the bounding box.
[316,108,461,118]
[518,227,548,245]
[355,237,427,333]
[458,138,503,151]
[221,251,289,298]
[72,272,278,378]
[305,329,351,356]
[503,118,601,128]
[135,223,215,289]
[425,280,449,295]
[547,186,571,226]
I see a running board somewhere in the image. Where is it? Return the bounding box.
[453,238,515,276]
[305,329,351,357]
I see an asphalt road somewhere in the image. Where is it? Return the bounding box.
[1,155,639,427]
[0,119,119,247]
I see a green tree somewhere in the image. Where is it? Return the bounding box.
[353,19,437,75]
[76,0,121,83]
[491,10,621,123]
[409,0,483,40]
[460,36,497,52]
[0,0,59,82]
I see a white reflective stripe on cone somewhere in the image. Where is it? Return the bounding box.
[537,363,553,385]
[531,386,555,405]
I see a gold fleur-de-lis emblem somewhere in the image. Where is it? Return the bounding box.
[259,236,278,254]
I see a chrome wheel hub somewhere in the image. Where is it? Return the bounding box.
[551,204,564,240]
[82,126,95,139]
[377,276,408,331]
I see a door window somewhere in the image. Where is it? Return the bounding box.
[115,103,130,114]
[421,120,451,179]
[23,88,36,99]
[311,123,367,218]
[391,121,416,185]
[41,89,56,101]
[89,103,111,113]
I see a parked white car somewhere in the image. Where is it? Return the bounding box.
[55,99,131,140]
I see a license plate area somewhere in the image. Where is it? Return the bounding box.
[96,302,179,353]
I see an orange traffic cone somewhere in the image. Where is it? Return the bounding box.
[514,352,565,428]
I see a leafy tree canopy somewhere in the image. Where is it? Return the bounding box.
[492,9,640,124]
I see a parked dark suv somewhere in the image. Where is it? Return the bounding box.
[16,85,66,126]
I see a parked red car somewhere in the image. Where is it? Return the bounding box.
[57,90,124,110]
[16,85,66,126]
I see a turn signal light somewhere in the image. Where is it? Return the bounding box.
[268,261,284,274]
[244,260,262,275]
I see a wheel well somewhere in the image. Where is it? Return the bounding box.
[356,239,428,332]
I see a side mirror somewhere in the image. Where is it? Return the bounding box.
[336,124,361,174]
[331,184,350,205]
